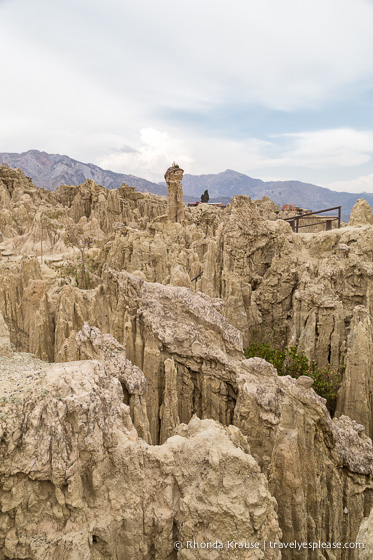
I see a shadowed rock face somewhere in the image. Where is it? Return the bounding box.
[165,163,184,223]
[0,351,281,559]
[0,166,373,558]
[99,195,373,442]
[1,265,372,559]
[0,164,37,198]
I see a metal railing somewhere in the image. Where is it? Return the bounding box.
[283,206,341,232]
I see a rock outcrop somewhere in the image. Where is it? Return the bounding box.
[335,306,373,438]
[356,508,373,559]
[56,322,152,443]
[0,352,281,559]
[0,311,12,357]
[165,163,184,223]
[348,199,373,226]
[1,165,373,558]
[2,264,371,557]
[1,166,373,443]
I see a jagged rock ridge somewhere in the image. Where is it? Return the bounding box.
[0,149,167,195]
[0,165,372,559]
[2,150,373,219]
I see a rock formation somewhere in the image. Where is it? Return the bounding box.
[356,508,373,559]
[0,262,372,558]
[0,349,281,559]
[0,164,373,558]
[165,162,184,223]
[348,199,373,226]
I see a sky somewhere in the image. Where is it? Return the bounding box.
[1,0,373,191]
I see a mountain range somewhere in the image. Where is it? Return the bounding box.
[178,170,373,221]
[0,150,167,197]
[1,149,372,221]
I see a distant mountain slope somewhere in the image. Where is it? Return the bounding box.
[179,169,264,198]
[178,170,373,221]
[0,150,167,196]
[1,151,372,220]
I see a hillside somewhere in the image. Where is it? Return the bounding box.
[0,149,167,196]
[178,170,373,221]
[1,150,373,220]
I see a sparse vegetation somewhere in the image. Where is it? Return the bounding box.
[41,210,65,243]
[201,189,210,203]
[244,342,342,414]
[39,210,66,263]
[64,223,95,289]
[55,253,100,289]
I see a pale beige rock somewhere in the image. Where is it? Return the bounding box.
[0,164,38,200]
[165,163,184,223]
[355,507,373,559]
[56,322,151,443]
[0,255,55,361]
[1,255,372,557]
[159,358,180,444]
[349,199,373,226]
[170,263,191,287]
[53,272,373,555]
[0,354,281,559]
[1,166,373,559]
[0,310,12,357]
[335,306,373,437]
[296,375,314,388]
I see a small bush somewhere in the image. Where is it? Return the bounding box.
[244,343,342,414]
[55,255,100,289]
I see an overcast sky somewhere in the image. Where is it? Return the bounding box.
[1,0,373,191]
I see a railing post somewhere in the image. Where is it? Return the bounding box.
[283,205,342,232]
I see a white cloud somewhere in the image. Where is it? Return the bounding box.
[99,128,193,180]
[99,127,282,180]
[97,126,373,182]
[278,129,373,168]
[198,128,373,175]
[326,174,373,193]
[2,0,373,186]
[2,0,373,115]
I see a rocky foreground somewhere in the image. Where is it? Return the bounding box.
[0,164,372,559]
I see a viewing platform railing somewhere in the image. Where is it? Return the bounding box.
[282,206,341,233]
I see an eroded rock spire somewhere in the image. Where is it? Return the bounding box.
[164,162,184,222]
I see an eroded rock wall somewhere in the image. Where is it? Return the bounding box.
[1,166,373,558]
[0,351,281,560]
[100,196,373,442]
[2,264,371,558]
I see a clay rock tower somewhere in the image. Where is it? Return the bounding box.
[164,162,184,222]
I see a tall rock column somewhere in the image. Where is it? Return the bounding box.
[159,358,180,444]
[336,305,373,438]
[164,162,184,222]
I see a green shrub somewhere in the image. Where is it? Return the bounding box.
[54,254,100,289]
[244,343,342,415]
